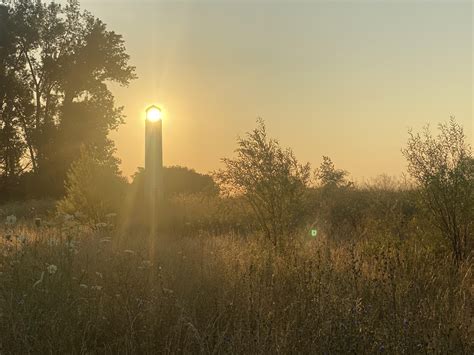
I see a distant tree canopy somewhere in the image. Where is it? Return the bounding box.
[315,156,353,188]
[0,0,135,200]
[131,166,218,198]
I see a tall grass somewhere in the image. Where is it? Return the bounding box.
[0,215,472,353]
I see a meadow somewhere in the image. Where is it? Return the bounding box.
[1,1,473,353]
[0,193,472,354]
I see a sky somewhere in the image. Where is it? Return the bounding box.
[75,0,472,181]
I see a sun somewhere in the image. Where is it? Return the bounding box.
[146,105,162,122]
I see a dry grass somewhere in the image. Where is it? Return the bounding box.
[0,215,472,354]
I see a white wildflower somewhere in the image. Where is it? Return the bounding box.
[47,239,59,247]
[63,214,74,222]
[100,238,111,243]
[5,215,16,226]
[96,271,103,279]
[91,285,103,291]
[142,260,152,267]
[66,240,78,254]
[17,235,27,244]
[162,288,174,295]
[105,213,117,219]
[47,264,58,275]
[95,222,108,228]
[123,249,135,255]
[74,211,86,219]
[79,284,88,289]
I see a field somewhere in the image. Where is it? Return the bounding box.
[0,200,472,354]
[1,1,473,353]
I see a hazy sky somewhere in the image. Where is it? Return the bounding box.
[75,0,472,181]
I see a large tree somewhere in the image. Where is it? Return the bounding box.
[0,0,135,197]
[0,3,33,198]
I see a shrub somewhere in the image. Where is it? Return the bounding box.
[57,147,127,223]
[215,119,311,247]
[402,118,474,263]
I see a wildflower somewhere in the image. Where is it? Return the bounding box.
[162,288,174,295]
[63,214,74,222]
[100,238,111,243]
[33,271,45,288]
[79,284,88,289]
[74,211,86,219]
[105,213,117,219]
[5,215,16,226]
[17,235,27,244]
[65,240,79,254]
[47,239,59,247]
[91,285,103,291]
[47,264,58,275]
[96,271,103,279]
[95,222,108,228]
[123,249,135,255]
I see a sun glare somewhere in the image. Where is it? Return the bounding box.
[146,105,162,122]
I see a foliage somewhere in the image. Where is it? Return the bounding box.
[57,147,127,222]
[402,117,474,262]
[315,155,353,188]
[215,119,311,246]
[131,165,218,199]
[0,0,135,197]
[0,216,471,353]
[309,176,419,243]
[166,193,257,236]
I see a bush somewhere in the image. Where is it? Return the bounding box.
[57,148,127,223]
[215,119,311,247]
[309,176,420,243]
[402,118,474,262]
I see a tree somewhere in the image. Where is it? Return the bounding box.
[0,3,33,199]
[163,166,218,197]
[402,117,473,263]
[0,0,136,196]
[131,166,218,198]
[315,156,352,188]
[311,156,358,241]
[215,119,311,246]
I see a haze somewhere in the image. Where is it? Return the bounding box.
[75,0,472,181]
